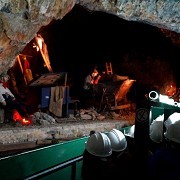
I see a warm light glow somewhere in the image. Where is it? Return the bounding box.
[34,33,53,72]
[33,43,39,51]
[36,37,43,50]
[22,118,31,125]
[165,83,177,97]
[115,79,135,103]
[13,110,31,125]
[13,110,22,122]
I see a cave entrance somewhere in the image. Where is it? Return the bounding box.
[7,4,180,117]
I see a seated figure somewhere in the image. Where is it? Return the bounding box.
[0,72,30,123]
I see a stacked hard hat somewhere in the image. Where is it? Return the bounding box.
[164,112,180,143]
[124,125,135,138]
[149,114,164,143]
[86,132,112,157]
[107,129,127,152]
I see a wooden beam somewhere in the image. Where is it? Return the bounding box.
[111,103,131,110]
[16,55,27,85]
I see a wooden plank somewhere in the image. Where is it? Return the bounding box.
[111,103,131,110]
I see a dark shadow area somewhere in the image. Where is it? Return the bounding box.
[18,4,179,111]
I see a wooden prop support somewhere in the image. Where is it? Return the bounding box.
[16,55,27,85]
[35,36,53,73]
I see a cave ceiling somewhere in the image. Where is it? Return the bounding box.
[0,0,179,77]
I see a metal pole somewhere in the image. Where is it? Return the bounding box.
[134,82,150,177]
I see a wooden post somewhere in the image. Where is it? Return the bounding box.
[16,55,27,85]
[35,35,53,73]
[39,48,53,73]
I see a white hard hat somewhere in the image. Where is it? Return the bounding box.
[164,112,180,143]
[149,114,164,143]
[107,129,127,152]
[86,132,112,157]
[127,125,135,138]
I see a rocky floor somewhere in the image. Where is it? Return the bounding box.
[0,109,136,129]
[0,110,135,157]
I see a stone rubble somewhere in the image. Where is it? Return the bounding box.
[0,108,135,145]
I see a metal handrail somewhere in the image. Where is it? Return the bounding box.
[25,155,83,180]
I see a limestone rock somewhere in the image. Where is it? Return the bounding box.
[0,0,179,73]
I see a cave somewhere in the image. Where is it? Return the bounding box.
[0,1,179,152]
[11,4,179,112]
[0,1,180,178]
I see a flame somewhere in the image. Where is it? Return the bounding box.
[37,38,43,50]
[33,34,43,52]
[34,34,43,52]
[33,43,39,52]
[22,118,31,125]
[13,110,22,122]
[13,110,31,125]
[165,84,177,97]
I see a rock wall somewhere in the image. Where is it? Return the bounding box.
[0,0,179,73]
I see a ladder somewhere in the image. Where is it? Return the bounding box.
[106,62,113,75]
